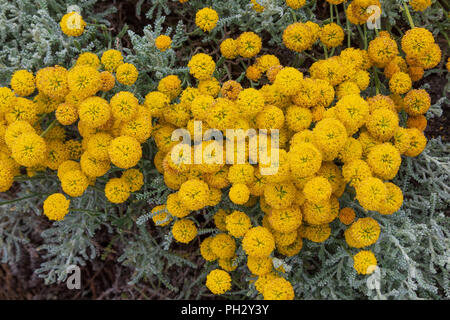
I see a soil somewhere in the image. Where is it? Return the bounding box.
[0,0,449,300]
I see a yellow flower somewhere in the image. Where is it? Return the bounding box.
[247,256,273,276]
[61,170,89,197]
[416,43,441,70]
[229,183,250,205]
[389,72,412,94]
[0,164,14,192]
[195,7,219,32]
[101,49,124,72]
[11,132,46,167]
[198,78,221,97]
[345,217,381,248]
[246,65,262,82]
[301,224,331,242]
[220,38,239,59]
[320,23,344,48]
[342,159,372,188]
[60,12,86,37]
[268,206,302,233]
[43,193,70,221]
[303,176,332,204]
[200,237,218,262]
[86,132,113,161]
[237,32,262,58]
[367,36,399,68]
[255,55,280,73]
[36,66,70,100]
[116,63,138,86]
[44,139,70,170]
[105,178,130,204]
[404,128,427,157]
[403,89,431,116]
[4,120,35,148]
[288,142,322,178]
[256,105,285,130]
[251,0,265,12]
[367,143,401,180]
[273,67,303,96]
[210,233,236,258]
[10,70,35,96]
[80,152,110,178]
[283,23,313,53]
[366,108,399,141]
[302,199,334,225]
[0,87,16,114]
[236,88,264,117]
[110,91,139,122]
[263,182,296,210]
[277,234,303,256]
[5,97,38,124]
[99,71,116,92]
[158,75,181,100]
[76,52,100,69]
[108,136,142,169]
[313,118,348,156]
[172,218,197,244]
[242,226,275,257]
[206,269,232,295]
[407,115,427,131]
[353,250,378,275]
[121,169,144,192]
[65,140,83,160]
[286,0,306,9]
[155,35,172,51]
[55,103,78,126]
[67,65,101,98]
[339,207,356,225]
[225,210,252,238]
[285,106,312,132]
[355,177,387,211]
[178,178,210,211]
[334,94,370,135]
[262,277,294,300]
[57,160,80,180]
[401,27,435,59]
[338,138,363,164]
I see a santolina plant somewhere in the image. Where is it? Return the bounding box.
[0,0,448,300]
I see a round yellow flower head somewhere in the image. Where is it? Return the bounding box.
[44,139,70,170]
[110,91,139,122]
[225,210,252,238]
[220,38,239,59]
[236,87,264,117]
[198,78,221,97]
[403,89,431,116]
[246,65,262,82]
[101,49,124,72]
[86,132,113,161]
[121,169,144,192]
[320,23,345,48]
[356,177,387,211]
[277,233,303,256]
[55,103,78,126]
[178,178,210,211]
[338,137,363,164]
[195,7,219,32]
[155,35,172,51]
[108,136,142,169]
[367,143,401,180]
[116,63,138,86]
[61,169,89,197]
[285,106,312,132]
[283,23,313,53]
[80,152,110,178]
[342,159,372,188]
[144,91,169,117]
[353,250,377,275]
[67,65,101,98]
[334,94,370,135]
[4,120,35,148]
[247,255,273,276]
[302,223,332,242]
[78,97,111,128]
[200,236,217,262]
[367,36,399,68]
[206,269,232,295]
[158,75,181,100]
[255,55,280,73]
[0,87,16,113]
[60,12,86,37]
[65,140,83,160]
[273,67,303,96]
[389,72,412,94]
[99,71,116,92]
[229,183,250,205]
[401,27,435,59]
[263,182,296,209]
[11,132,46,167]
[210,233,236,258]
[404,128,427,157]
[76,52,100,69]
[213,209,229,231]
[303,176,332,204]
[237,32,262,58]
[286,0,306,9]
[263,277,294,300]
[172,218,197,244]
[150,205,171,227]
[242,226,275,257]
[345,217,381,248]
[366,108,399,142]
[407,115,427,131]
[339,207,356,225]
[313,118,348,155]
[269,206,302,233]
[302,199,334,225]
[10,70,35,96]
[105,178,130,204]
[43,193,70,221]
[288,142,322,178]
[166,192,190,218]
[251,0,265,12]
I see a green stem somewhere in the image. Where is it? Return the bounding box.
[303,51,318,62]
[0,193,54,206]
[356,25,365,49]
[363,24,368,50]
[334,4,342,27]
[40,119,57,138]
[330,47,336,57]
[403,2,415,28]
[322,43,329,59]
[330,3,334,23]
[345,4,351,48]
[289,8,297,22]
